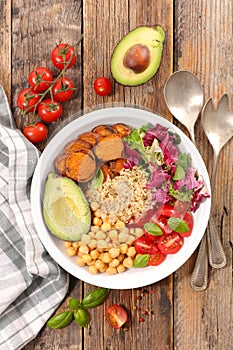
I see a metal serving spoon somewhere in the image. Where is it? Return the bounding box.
[164,70,204,144]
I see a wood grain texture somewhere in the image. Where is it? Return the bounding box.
[174,1,233,349]
[0,0,11,101]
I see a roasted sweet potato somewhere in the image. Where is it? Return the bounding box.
[94,134,124,162]
[92,124,117,136]
[63,139,91,154]
[100,163,114,182]
[77,132,100,147]
[54,154,67,176]
[65,150,96,182]
[112,123,131,138]
[110,158,126,175]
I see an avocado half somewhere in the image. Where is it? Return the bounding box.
[43,172,91,241]
[111,25,165,86]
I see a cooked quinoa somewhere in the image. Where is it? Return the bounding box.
[86,166,152,224]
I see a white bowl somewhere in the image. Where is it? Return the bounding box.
[30,107,211,289]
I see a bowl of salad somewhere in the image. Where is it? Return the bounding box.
[31,106,211,289]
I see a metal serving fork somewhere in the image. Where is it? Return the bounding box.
[191,94,233,291]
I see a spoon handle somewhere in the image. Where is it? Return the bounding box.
[190,234,208,291]
[207,150,227,268]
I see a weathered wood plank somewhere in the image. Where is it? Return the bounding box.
[0,0,11,101]
[174,1,233,349]
[83,1,173,350]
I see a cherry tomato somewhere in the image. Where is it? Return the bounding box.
[150,214,173,235]
[52,77,74,102]
[23,122,48,144]
[158,232,183,254]
[134,236,153,254]
[148,252,166,266]
[51,43,76,70]
[94,77,112,96]
[28,67,53,92]
[178,212,194,237]
[38,99,62,123]
[17,88,40,113]
[105,305,128,329]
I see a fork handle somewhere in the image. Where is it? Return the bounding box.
[190,234,209,291]
[207,217,227,268]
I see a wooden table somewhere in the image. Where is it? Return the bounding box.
[1,1,232,349]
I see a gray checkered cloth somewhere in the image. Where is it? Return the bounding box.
[0,86,69,350]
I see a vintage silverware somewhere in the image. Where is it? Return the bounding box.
[191,94,232,290]
[164,70,204,144]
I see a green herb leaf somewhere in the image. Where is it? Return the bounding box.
[47,311,73,329]
[91,168,104,189]
[69,297,81,310]
[144,222,163,236]
[167,217,190,233]
[133,254,150,268]
[74,308,90,328]
[81,288,110,309]
[173,165,185,180]
[169,186,193,202]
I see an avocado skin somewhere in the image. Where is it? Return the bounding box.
[111,25,165,86]
[43,172,91,241]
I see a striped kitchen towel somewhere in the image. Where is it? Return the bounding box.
[0,86,69,350]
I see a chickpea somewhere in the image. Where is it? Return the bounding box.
[89,239,97,249]
[134,227,144,237]
[118,231,128,242]
[127,246,136,257]
[76,256,86,267]
[93,217,103,227]
[64,241,72,248]
[81,234,91,245]
[97,240,109,249]
[106,266,117,275]
[66,247,77,257]
[90,249,100,260]
[72,241,79,248]
[123,256,133,269]
[120,244,128,254]
[94,209,101,218]
[95,259,106,270]
[91,226,100,233]
[79,245,89,255]
[115,220,125,229]
[126,235,135,245]
[109,258,120,267]
[82,254,92,263]
[101,252,112,264]
[95,231,106,240]
[88,266,98,274]
[117,264,126,273]
[101,222,111,231]
[118,254,125,262]
[109,247,120,259]
[109,229,118,240]
[90,201,100,211]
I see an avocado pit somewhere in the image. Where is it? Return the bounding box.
[123,44,150,74]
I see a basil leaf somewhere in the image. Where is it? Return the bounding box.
[167,217,189,233]
[81,288,110,309]
[144,222,163,236]
[133,254,150,268]
[173,165,185,180]
[91,168,104,189]
[47,311,73,329]
[69,297,81,310]
[74,308,90,328]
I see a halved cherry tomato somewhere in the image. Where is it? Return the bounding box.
[150,214,173,235]
[23,122,48,144]
[148,252,166,266]
[105,305,128,329]
[178,212,194,237]
[52,77,74,102]
[158,232,183,254]
[134,236,153,254]
[17,88,40,113]
[94,77,112,96]
[38,99,62,122]
[51,43,76,70]
[28,67,53,92]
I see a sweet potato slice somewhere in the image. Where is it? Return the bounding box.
[110,158,126,175]
[63,139,91,154]
[112,123,131,138]
[100,163,114,182]
[92,124,117,136]
[65,150,96,182]
[54,154,67,176]
[77,132,100,147]
[94,134,124,162]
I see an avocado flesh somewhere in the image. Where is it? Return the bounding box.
[111,25,165,86]
[43,172,91,241]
